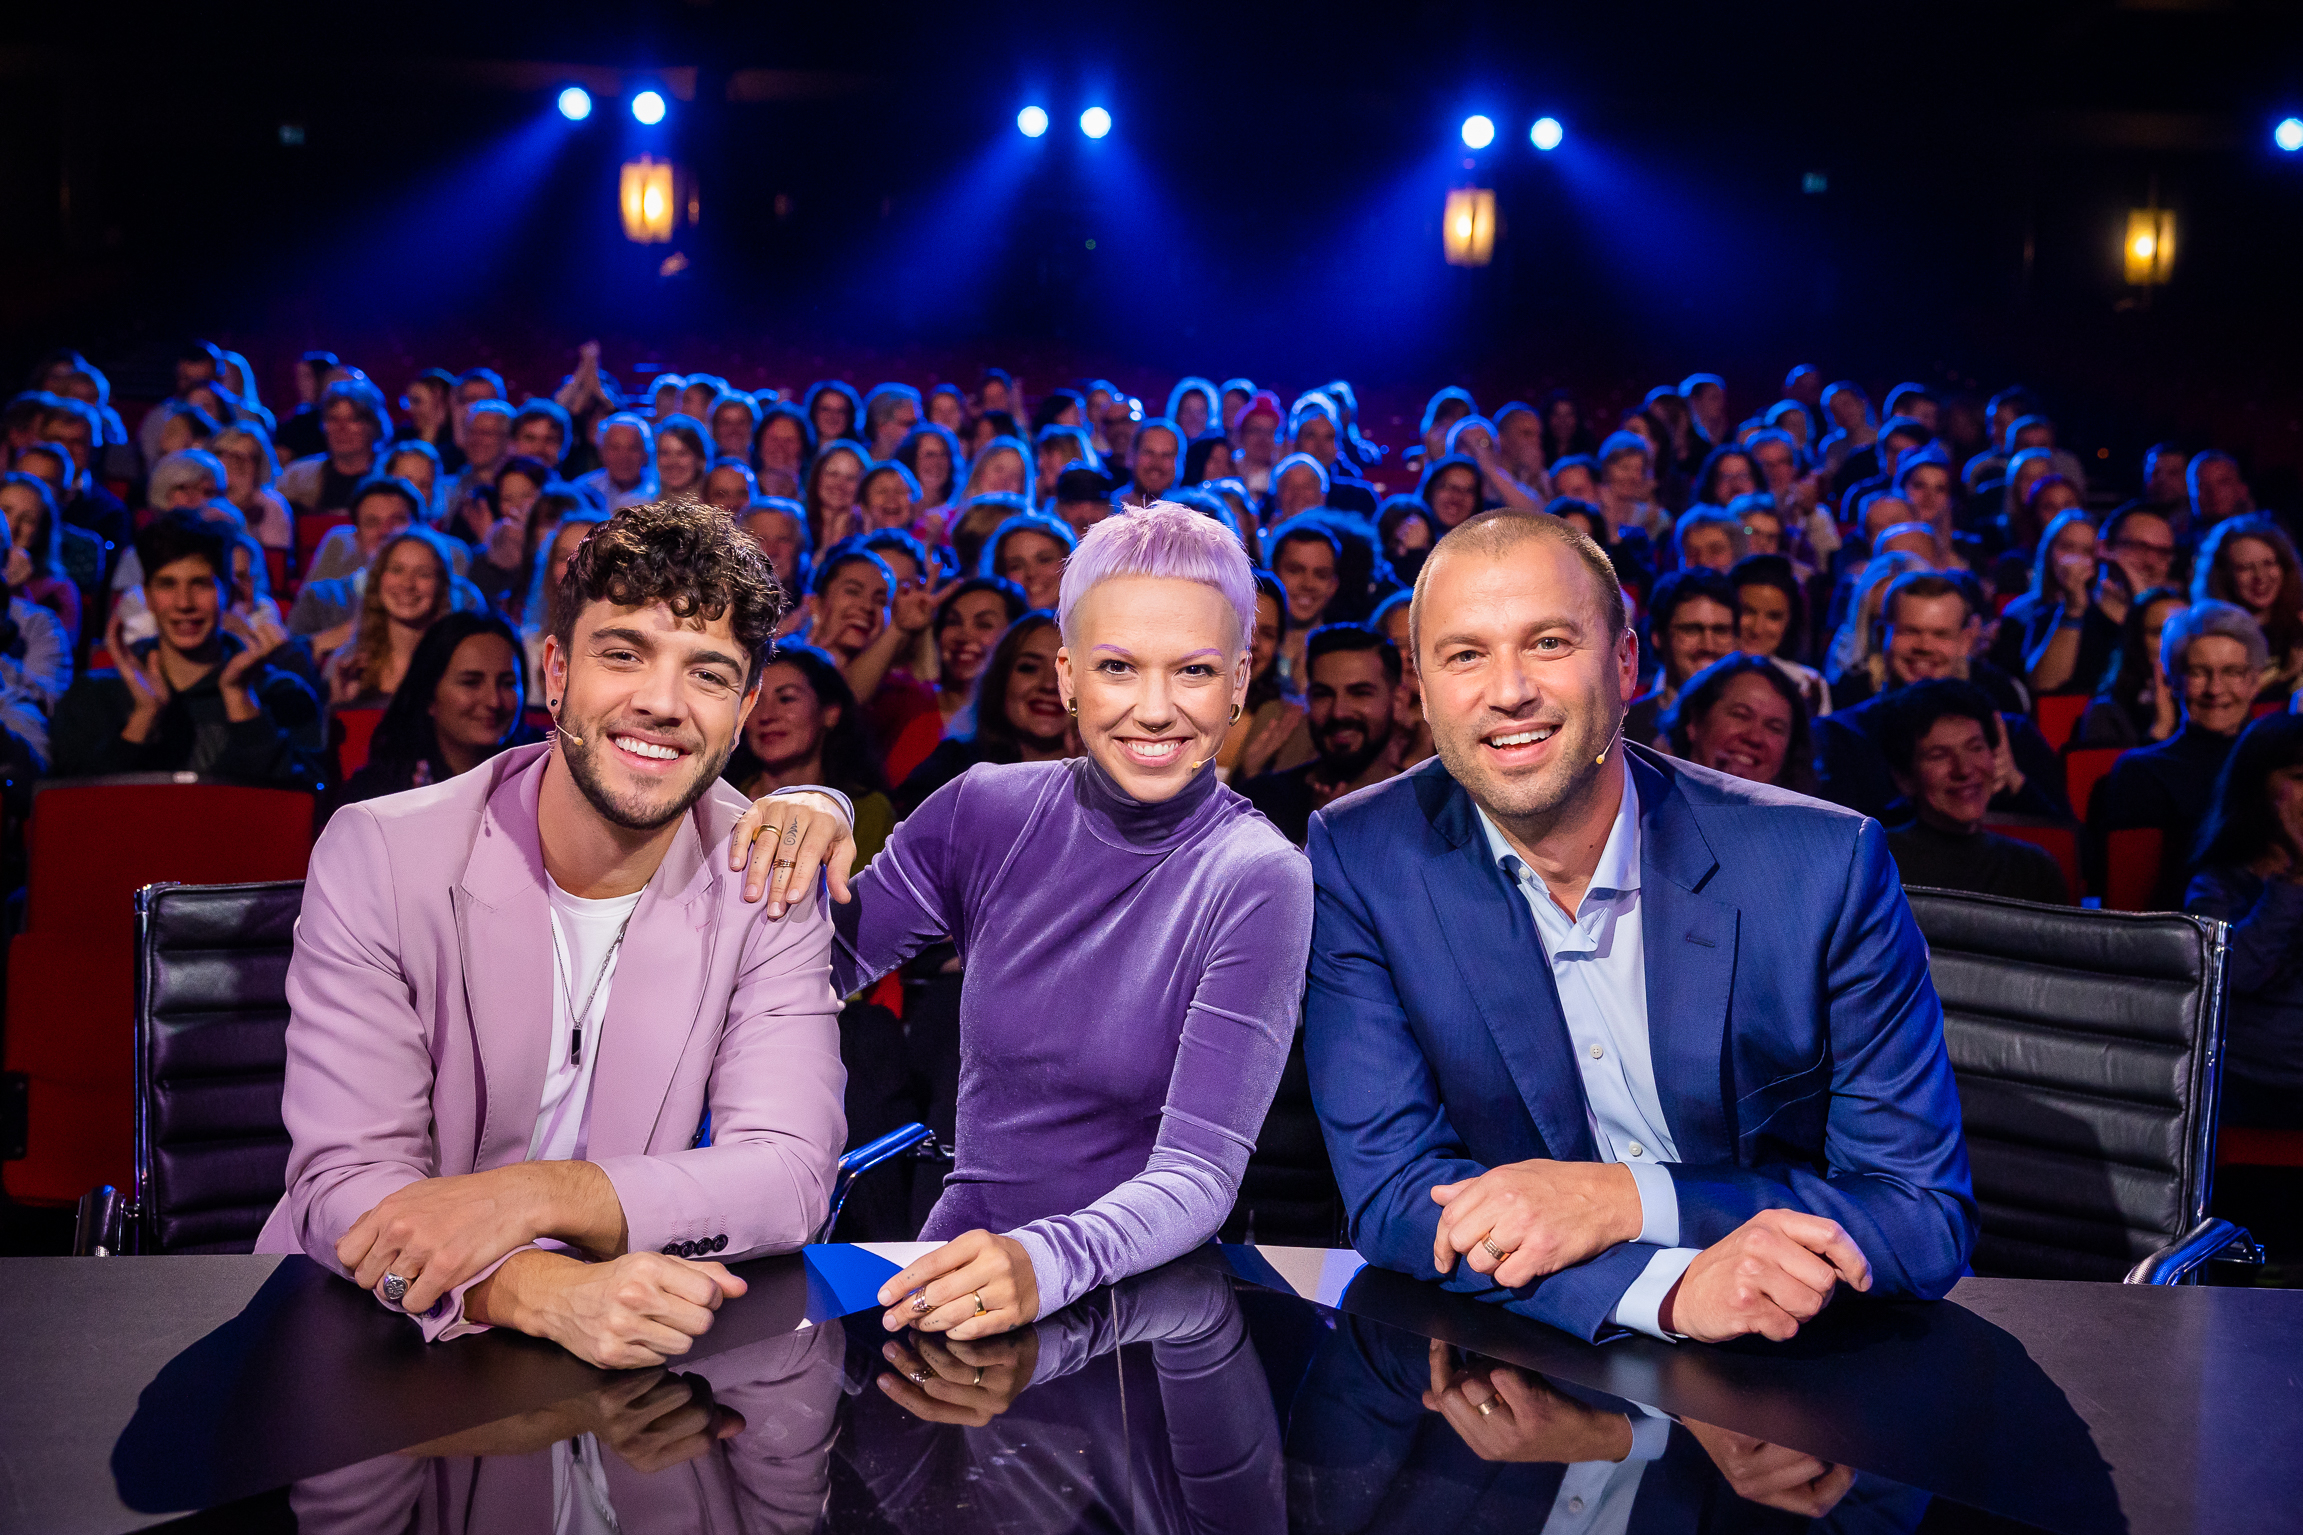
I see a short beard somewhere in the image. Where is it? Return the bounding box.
[1433,703,1617,829]
[1313,719,1393,785]
[562,723,733,833]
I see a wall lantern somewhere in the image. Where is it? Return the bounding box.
[2124,207,2174,286]
[1443,187,1497,267]
[621,157,680,244]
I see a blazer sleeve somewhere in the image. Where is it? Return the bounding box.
[273,803,524,1342]
[1661,817,1979,1298]
[596,886,846,1261]
[1303,815,1660,1343]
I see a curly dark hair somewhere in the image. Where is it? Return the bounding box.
[553,498,785,678]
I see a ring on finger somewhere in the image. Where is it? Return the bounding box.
[1475,1399,1497,1418]
[909,1291,932,1315]
[971,1365,985,1387]
[1480,1237,1512,1262]
[971,1291,988,1317]
[906,1368,929,1384]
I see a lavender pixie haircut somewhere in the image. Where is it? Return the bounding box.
[1055,499,1259,653]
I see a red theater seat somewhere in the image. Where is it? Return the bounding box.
[2103,827,2165,912]
[2034,695,2087,752]
[2,782,315,1205]
[331,706,386,776]
[1988,822,2080,902]
[2063,747,2123,824]
[2220,1129,2303,1168]
[294,513,351,572]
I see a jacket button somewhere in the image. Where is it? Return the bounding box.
[713,1235,727,1251]
[661,1243,678,1256]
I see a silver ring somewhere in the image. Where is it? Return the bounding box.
[971,1366,985,1387]
[381,1272,410,1305]
[906,1368,929,1385]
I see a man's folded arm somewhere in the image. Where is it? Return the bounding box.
[1304,818,1658,1343]
[595,886,846,1260]
[1661,820,1978,1298]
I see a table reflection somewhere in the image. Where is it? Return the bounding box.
[288,1323,842,1535]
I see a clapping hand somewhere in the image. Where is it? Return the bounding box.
[220,610,288,688]
[892,577,959,637]
[109,611,170,732]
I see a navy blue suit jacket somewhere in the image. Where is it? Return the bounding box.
[1303,745,1977,1342]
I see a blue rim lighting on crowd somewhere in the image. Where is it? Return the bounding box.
[1017,105,1050,138]
[1080,106,1112,140]
[556,87,592,122]
[1530,116,1563,152]
[2277,117,2303,153]
[631,90,667,127]
[1460,115,1496,150]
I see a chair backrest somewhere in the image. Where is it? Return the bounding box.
[1907,887,2229,1281]
[134,880,301,1254]
[2034,695,2087,753]
[26,780,316,936]
[294,512,350,568]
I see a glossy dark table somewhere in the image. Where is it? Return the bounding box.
[2,1244,2297,1534]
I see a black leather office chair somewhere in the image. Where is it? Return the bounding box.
[1908,887,2260,1284]
[78,880,926,1256]
[77,881,302,1255]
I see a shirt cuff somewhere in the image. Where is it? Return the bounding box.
[769,783,853,826]
[1627,1404,1673,1462]
[1607,1246,1700,1342]
[1625,1158,1681,1248]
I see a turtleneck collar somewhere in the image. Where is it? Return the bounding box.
[1072,749,1224,852]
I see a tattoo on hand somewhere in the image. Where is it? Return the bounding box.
[782,824,799,845]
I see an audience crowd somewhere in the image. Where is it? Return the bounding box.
[8,343,2303,1151]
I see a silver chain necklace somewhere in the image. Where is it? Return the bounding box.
[553,901,638,1068]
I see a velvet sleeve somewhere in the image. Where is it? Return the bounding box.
[1007,840,1313,1316]
[829,770,971,995]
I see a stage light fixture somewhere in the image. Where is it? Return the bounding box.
[1530,116,1563,152]
[632,90,667,126]
[2278,117,2303,153]
[1080,106,1111,139]
[1018,105,1050,137]
[2124,208,2174,285]
[558,87,592,122]
[1461,115,1495,150]
[622,157,676,243]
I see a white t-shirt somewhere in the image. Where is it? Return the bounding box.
[530,879,644,1164]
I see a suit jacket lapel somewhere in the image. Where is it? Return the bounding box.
[456,753,555,1171]
[1627,748,1736,1163]
[585,810,719,1157]
[1418,770,1597,1162]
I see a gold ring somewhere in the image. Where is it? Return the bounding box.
[772,858,797,871]
[1481,1237,1511,1262]
[1475,1399,1497,1418]
[972,1291,988,1316]
[971,1366,985,1387]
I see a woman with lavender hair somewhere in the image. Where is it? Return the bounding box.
[735,501,1311,1338]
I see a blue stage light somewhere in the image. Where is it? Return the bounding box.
[2278,117,2303,153]
[632,90,666,126]
[1018,105,1049,138]
[1530,116,1563,152]
[1461,115,1495,150]
[557,87,592,122]
[1080,106,1111,139]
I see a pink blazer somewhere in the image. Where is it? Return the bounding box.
[255,742,847,1340]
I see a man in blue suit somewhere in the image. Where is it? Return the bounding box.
[1305,511,1975,1345]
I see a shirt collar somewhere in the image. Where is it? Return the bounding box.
[1476,753,1642,900]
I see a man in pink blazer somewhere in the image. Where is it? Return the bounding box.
[257,500,859,1368]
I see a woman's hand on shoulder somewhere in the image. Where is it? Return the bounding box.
[728,791,857,918]
[875,1230,1041,1341]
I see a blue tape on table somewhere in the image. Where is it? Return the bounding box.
[802,1244,905,1323]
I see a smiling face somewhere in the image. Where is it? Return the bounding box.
[938,590,1011,686]
[655,432,704,495]
[811,557,889,660]
[513,416,564,464]
[1308,645,1398,774]
[1417,534,1638,825]
[464,409,510,471]
[2225,536,2285,615]
[601,424,649,488]
[1895,715,1996,832]
[1737,581,1792,656]
[811,392,852,442]
[322,399,377,461]
[997,529,1068,609]
[1708,453,1756,503]
[740,509,803,583]
[1175,393,1210,440]
[1131,429,1179,497]
[1004,623,1069,744]
[758,416,806,474]
[1663,595,1736,686]
[1680,524,1736,573]
[377,539,443,627]
[144,552,223,658]
[1685,670,1794,784]
[864,471,916,531]
[1058,575,1249,802]
[430,632,523,761]
[912,433,953,499]
[814,451,863,516]
[544,600,758,833]
[703,464,753,513]
[741,659,832,778]
[1277,463,1325,518]
[1428,464,1480,529]
[1885,591,1972,685]
[2178,633,2257,736]
[1275,535,1339,625]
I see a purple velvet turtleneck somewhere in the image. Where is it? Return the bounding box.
[832,753,1313,1314]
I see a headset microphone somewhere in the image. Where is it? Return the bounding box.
[1595,727,1621,767]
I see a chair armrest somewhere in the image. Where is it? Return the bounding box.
[73,1184,124,1256]
[813,1123,934,1243]
[2124,1218,2262,1284]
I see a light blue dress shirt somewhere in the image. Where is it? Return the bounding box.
[1476,754,1702,1341]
